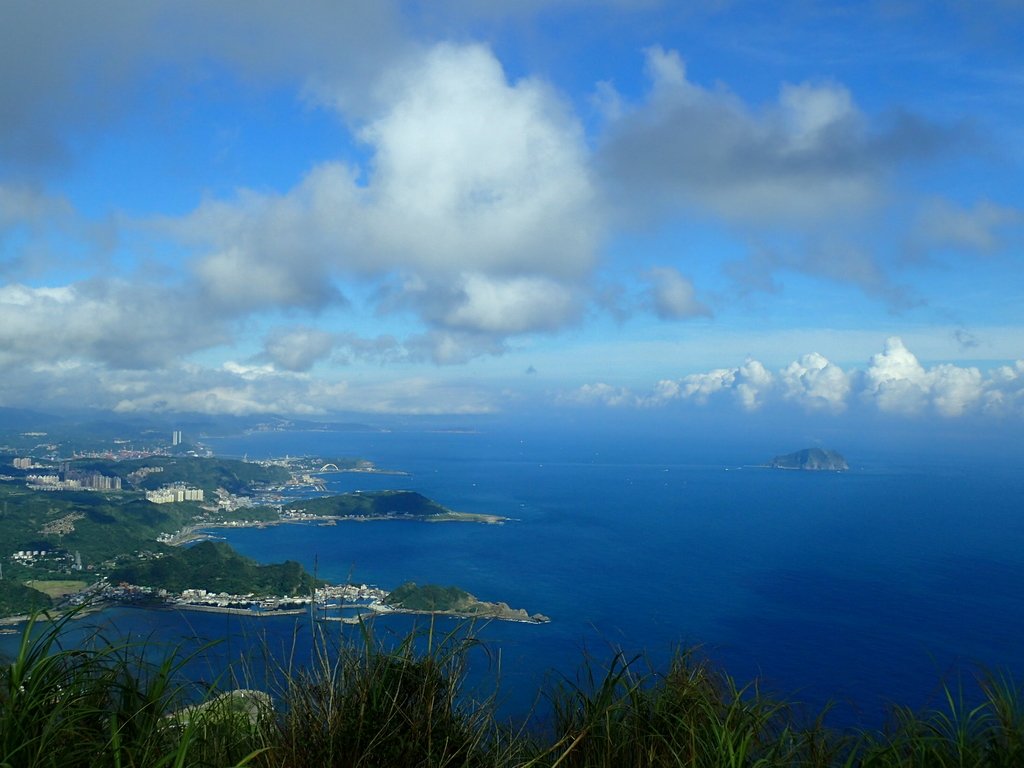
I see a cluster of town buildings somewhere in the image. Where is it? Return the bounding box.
[25,470,122,491]
[13,458,123,491]
[10,456,206,504]
[10,549,83,570]
[145,483,204,503]
[167,582,387,615]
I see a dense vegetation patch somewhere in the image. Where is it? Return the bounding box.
[3,612,1024,767]
[385,582,475,612]
[0,581,51,617]
[72,456,290,494]
[109,541,318,597]
[285,490,452,518]
[0,484,191,566]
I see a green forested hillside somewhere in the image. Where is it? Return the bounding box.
[110,541,317,596]
[0,485,196,564]
[71,456,290,493]
[384,582,474,611]
[0,579,52,616]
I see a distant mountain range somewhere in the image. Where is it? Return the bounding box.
[768,448,848,471]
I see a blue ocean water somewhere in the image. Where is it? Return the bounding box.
[5,424,1023,728]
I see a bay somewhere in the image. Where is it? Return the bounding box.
[5,424,1023,728]
[204,426,1024,725]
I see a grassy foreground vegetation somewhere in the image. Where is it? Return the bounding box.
[2,613,1024,767]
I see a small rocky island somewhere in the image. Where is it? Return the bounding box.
[768,448,848,471]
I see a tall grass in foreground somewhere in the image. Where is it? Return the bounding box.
[3,612,1024,767]
[0,612,265,767]
[260,617,506,767]
[529,649,845,768]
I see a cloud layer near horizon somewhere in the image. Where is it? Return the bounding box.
[563,338,1024,419]
[0,332,1017,419]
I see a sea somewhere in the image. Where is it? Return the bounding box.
[4,421,1023,730]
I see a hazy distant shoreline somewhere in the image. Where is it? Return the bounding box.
[166,509,508,547]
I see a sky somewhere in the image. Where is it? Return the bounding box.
[1,0,1022,431]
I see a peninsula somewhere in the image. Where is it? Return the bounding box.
[768,448,848,471]
[0,450,525,622]
[380,582,550,623]
[282,490,507,524]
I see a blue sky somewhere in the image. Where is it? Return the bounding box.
[1,1,1022,426]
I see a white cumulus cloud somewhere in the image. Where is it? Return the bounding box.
[929,363,984,417]
[864,336,934,414]
[559,382,636,407]
[563,338,1022,419]
[430,274,581,335]
[781,352,851,412]
[984,361,1024,414]
[680,368,736,403]
[673,359,773,411]
[174,42,601,359]
[357,43,599,278]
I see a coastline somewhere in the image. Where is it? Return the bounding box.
[370,603,550,624]
[0,500,518,627]
[169,603,308,617]
[1,597,548,627]
[0,601,110,629]
[165,511,508,547]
